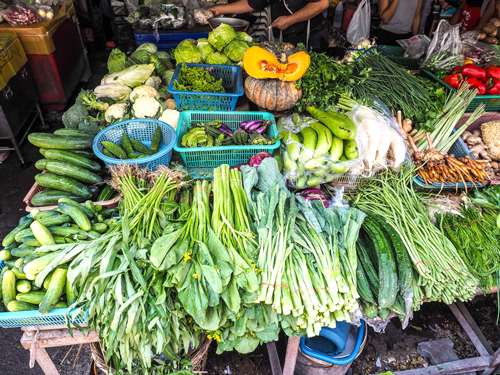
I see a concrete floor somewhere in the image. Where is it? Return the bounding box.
[0,46,110,375]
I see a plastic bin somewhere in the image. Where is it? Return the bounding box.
[93,119,176,170]
[167,63,244,111]
[135,25,210,51]
[175,110,280,169]
[421,68,500,112]
[0,261,87,328]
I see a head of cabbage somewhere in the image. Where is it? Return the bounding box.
[196,38,214,61]
[205,52,231,65]
[107,48,127,74]
[223,40,249,63]
[173,39,202,64]
[136,43,158,54]
[208,23,237,51]
[129,49,152,65]
[237,31,253,43]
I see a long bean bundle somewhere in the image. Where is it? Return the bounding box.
[436,206,500,290]
[355,166,478,309]
[350,54,435,125]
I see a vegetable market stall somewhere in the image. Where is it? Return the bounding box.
[3,24,500,375]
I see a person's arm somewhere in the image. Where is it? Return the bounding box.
[271,0,328,30]
[379,0,400,24]
[495,0,500,19]
[450,0,466,25]
[477,0,495,30]
[412,0,424,35]
[208,0,254,16]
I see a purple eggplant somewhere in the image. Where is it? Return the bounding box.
[254,126,266,134]
[219,124,234,137]
[240,120,263,131]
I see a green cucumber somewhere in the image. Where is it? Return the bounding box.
[101,208,118,218]
[14,258,24,268]
[54,129,94,138]
[37,214,71,227]
[35,173,92,199]
[88,185,99,199]
[29,208,41,220]
[58,202,91,231]
[15,228,34,243]
[7,300,38,312]
[16,280,31,293]
[30,221,56,245]
[36,210,60,220]
[22,236,41,247]
[91,223,108,233]
[16,290,46,304]
[43,273,53,290]
[49,226,88,238]
[58,198,95,219]
[31,189,86,207]
[11,247,35,258]
[68,149,98,160]
[43,161,103,184]
[40,267,67,314]
[66,278,76,305]
[24,252,61,276]
[28,133,93,150]
[12,267,28,280]
[0,249,11,261]
[40,148,101,172]
[54,301,68,309]
[2,270,16,307]
[2,217,33,247]
[35,159,49,170]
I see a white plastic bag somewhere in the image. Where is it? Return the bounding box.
[346,0,370,45]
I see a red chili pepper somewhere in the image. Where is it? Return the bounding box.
[461,64,486,79]
[485,66,500,80]
[443,73,462,89]
[450,66,463,74]
[466,77,486,95]
[486,78,500,94]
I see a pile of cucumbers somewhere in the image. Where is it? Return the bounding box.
[0,198,117,313]
[100,127,162,160]
[355,215,413,321]
[28,129,117,206]
[277,108,359,189]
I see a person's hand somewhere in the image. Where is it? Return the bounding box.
[208,5,224,16]
[271,16,292,30]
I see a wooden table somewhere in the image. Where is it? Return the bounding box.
[20,324,99,375]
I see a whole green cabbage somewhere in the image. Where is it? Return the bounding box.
[205,52,231,65]
[107,48,127,74]
[155,51,173,69]
[196,38,214,61]
[162,69,175,85]
[237,31,253,43]
[223,40,249,63]
[208,23,237,51]
[129,49,152,65]
[150,54,167,77]
[136,43,158,54]
[173,39,202,64]
[101,64,155,87]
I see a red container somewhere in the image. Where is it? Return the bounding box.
[27,18,85,111]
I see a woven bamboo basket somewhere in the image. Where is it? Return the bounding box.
[89,336,212,374]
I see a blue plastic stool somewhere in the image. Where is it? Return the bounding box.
[300,320,365,366]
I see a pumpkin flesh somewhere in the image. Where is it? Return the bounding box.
[243,46,310,82]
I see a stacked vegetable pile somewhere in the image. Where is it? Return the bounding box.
[0,198,117,313]
[181,119,276,147]
[173,23,254,66]
[477,17,500,45]
[243,42,310,111]
[27,130,115,206]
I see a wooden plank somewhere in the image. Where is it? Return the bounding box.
[481,347,500,375]
[374,356,491,375]
[35,347,60,375]
[282,336,300,375]
[21,328,99,349]
[455,301,494,355]
[266,342,283,375]
[448,303,490,357]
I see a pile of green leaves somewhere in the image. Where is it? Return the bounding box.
[173,64,225,93]
[295,50,366,113]
[414,75,446,132]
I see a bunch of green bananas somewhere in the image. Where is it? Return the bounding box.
[181,127,215,147]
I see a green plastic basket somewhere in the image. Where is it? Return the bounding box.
[174,111,280,169]
[421,68,500,112]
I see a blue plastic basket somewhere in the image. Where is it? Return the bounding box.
[167,63,244,111]
[93,119,176,170]
[175,111,280,169]
[0,261,87,328]
[413,134,488,191]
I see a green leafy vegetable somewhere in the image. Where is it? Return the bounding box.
[173,64,225,93]
[173,40,202,64]
[205,51,231,65]
[208,23,237,51]
[223,40,249,63]
[196,38,214,61]
[107,48,127,74]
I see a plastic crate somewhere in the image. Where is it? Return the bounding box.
[135,30,209,51]
[0,261,87,328]
[421,68,500,112]
[413,133,488,191]
[167,64,243,111]
[175,111,280,169]
[23,180,120,212]
[378,45,420,70]
[456,112,500,184]
[93,119,176,171]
